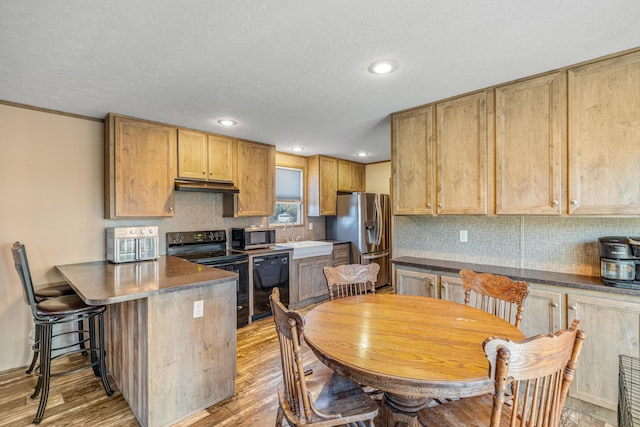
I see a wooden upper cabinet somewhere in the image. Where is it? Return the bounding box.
[177,129,234,183]
[104,114,177,218]
[391,106,434,215]
[568,51,640,215]
[307,155,338,216]
[337,160,365,192]
[436,92,487,215]
[224,140,275,217]
[495,73,566,215]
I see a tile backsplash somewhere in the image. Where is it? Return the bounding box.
[393,215,640,276]
[105,191,326,254]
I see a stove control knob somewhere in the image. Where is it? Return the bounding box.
[129,229,136,235]
[139,228,146,235]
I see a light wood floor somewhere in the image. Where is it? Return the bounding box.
[0,287,392,427]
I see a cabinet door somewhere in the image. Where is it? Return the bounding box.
[391,106,434,215]
[567,293,640,412]
[307,156,338,217]
[297,256,331,301]
[107,115,176,218]
[519,286,562,337]
[436,92,487,215]
[235,140,275,217]
[394,267,437,297]
[438,275,466,304]
[495,73,565,215]
[568,51,640,215]
[313,256,332,298]
[352,162,365,192]
[338,160,353,192]
[207,135,234,183]
[297,258,317,302]
[177,129,208,180]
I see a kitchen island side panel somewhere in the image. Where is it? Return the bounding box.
[105,279,236,427]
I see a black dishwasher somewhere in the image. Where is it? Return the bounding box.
[252,252,289,321]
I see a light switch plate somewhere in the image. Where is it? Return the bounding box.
[460,230,468,243]
[193,300,204,318]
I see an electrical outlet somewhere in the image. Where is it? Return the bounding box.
[460,230,468,243]
[309,223,313,230]
[193,300,204,318]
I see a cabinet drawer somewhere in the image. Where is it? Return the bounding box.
[332,243,350,266]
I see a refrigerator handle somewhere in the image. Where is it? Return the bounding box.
[374,194,382,246]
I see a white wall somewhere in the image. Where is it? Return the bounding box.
[0,104,106,371]
[365,161,390,194]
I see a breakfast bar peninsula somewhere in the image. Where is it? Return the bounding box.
[56,256,238,427]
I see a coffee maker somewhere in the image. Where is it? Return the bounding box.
[598,236,640,289]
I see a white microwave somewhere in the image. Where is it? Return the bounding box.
[106,226,159,263]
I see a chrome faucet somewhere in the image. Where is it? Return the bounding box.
[288,218,295,242]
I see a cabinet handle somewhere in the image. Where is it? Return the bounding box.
[570,200,578,205]
[551,200,558,207]
[427,203,432,209]
[168,206,173,212]
[551,302,558,308]
[202,171,206,175]
[569,305,577,311]
[438,203,443,209]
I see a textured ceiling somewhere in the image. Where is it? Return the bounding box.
[1,1,639,163]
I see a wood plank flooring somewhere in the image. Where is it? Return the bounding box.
[0,288,392,427]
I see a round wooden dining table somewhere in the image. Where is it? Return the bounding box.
[303,294,526,427]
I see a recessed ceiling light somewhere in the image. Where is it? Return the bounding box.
[368,60,398,75]
[217,119,237,126]
[291,146,304,152]
[356,152,368,157]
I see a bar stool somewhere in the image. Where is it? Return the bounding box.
[12,242,113,424]
[27,282,80,374]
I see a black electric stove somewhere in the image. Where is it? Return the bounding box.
[167,230,249,327]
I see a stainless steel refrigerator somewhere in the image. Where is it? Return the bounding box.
[327,192,390,288]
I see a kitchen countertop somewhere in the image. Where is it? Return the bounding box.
[56,255,238,305]
[231,246,293,256]
[391,256,640,296]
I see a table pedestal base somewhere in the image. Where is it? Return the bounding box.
[380,392,430,427]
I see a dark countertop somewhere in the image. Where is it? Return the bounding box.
[57,255,238,305]
[391,256,640,296]
[317,239,351,245]
[232,246,293,256]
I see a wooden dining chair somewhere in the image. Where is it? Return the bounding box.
[269,287,379,427]
[323,263,380,300]
[460,269,529,328]
[419,323,586,427]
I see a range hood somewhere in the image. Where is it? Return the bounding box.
[174,179,239,194]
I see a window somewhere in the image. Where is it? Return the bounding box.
[269,166,303,226]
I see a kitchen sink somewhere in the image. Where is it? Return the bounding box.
[276,240,334,259]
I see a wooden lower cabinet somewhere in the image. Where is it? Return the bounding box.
[290,254,332,307]
[566,291,640,422]
[393,266,437,297]
[438,275,466,304]
[518,284,562,337]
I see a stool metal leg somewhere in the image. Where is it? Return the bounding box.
[26,324,41,374]
[97,312,113,396]
[32,323,53,424]
[88,315,100,377]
